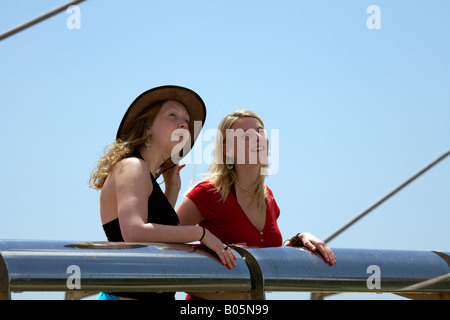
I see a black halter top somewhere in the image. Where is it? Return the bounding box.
[102,167,179,300]
[102,172,179,241]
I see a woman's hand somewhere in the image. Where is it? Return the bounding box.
[201,228,237,269]
[285,232,336,266]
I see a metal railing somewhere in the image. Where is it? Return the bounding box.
[1,239,449,300]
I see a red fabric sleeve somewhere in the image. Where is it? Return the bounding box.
[185,181,222,220]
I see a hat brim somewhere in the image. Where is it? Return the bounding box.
[116,85,206,159]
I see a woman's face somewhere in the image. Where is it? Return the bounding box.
[149,100,190,158]
[226,116,268,166]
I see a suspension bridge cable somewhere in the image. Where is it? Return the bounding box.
[325,149,450,243]
[0,0,87,41]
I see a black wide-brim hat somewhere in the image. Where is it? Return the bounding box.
[116,85,206,159]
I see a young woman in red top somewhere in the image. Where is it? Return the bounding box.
[176,110,336,299]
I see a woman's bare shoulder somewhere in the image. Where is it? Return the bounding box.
[113,157,148,175]
[109,157,152,193]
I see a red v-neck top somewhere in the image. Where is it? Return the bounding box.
[186,181,283,247]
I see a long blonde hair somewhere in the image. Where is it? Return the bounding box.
[206,110,269,211]
[89,100,172,190]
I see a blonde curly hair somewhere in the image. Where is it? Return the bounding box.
[89,100,173,190]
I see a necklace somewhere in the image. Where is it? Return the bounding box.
[235,180,256,194]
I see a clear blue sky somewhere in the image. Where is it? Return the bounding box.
[1,0,449,300]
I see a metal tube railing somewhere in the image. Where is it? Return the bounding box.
[1,240,449,300]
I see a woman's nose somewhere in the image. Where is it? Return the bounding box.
[178,119,188,129]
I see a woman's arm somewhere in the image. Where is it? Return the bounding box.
[113,158,236,268]
[176,197,205,226]
[114,158,190,242]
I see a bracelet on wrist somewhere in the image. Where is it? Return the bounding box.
[286,233,303,246]
[199,226,206,241]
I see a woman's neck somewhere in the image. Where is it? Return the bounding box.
[138,145,165,176]
[234,164,261,192]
